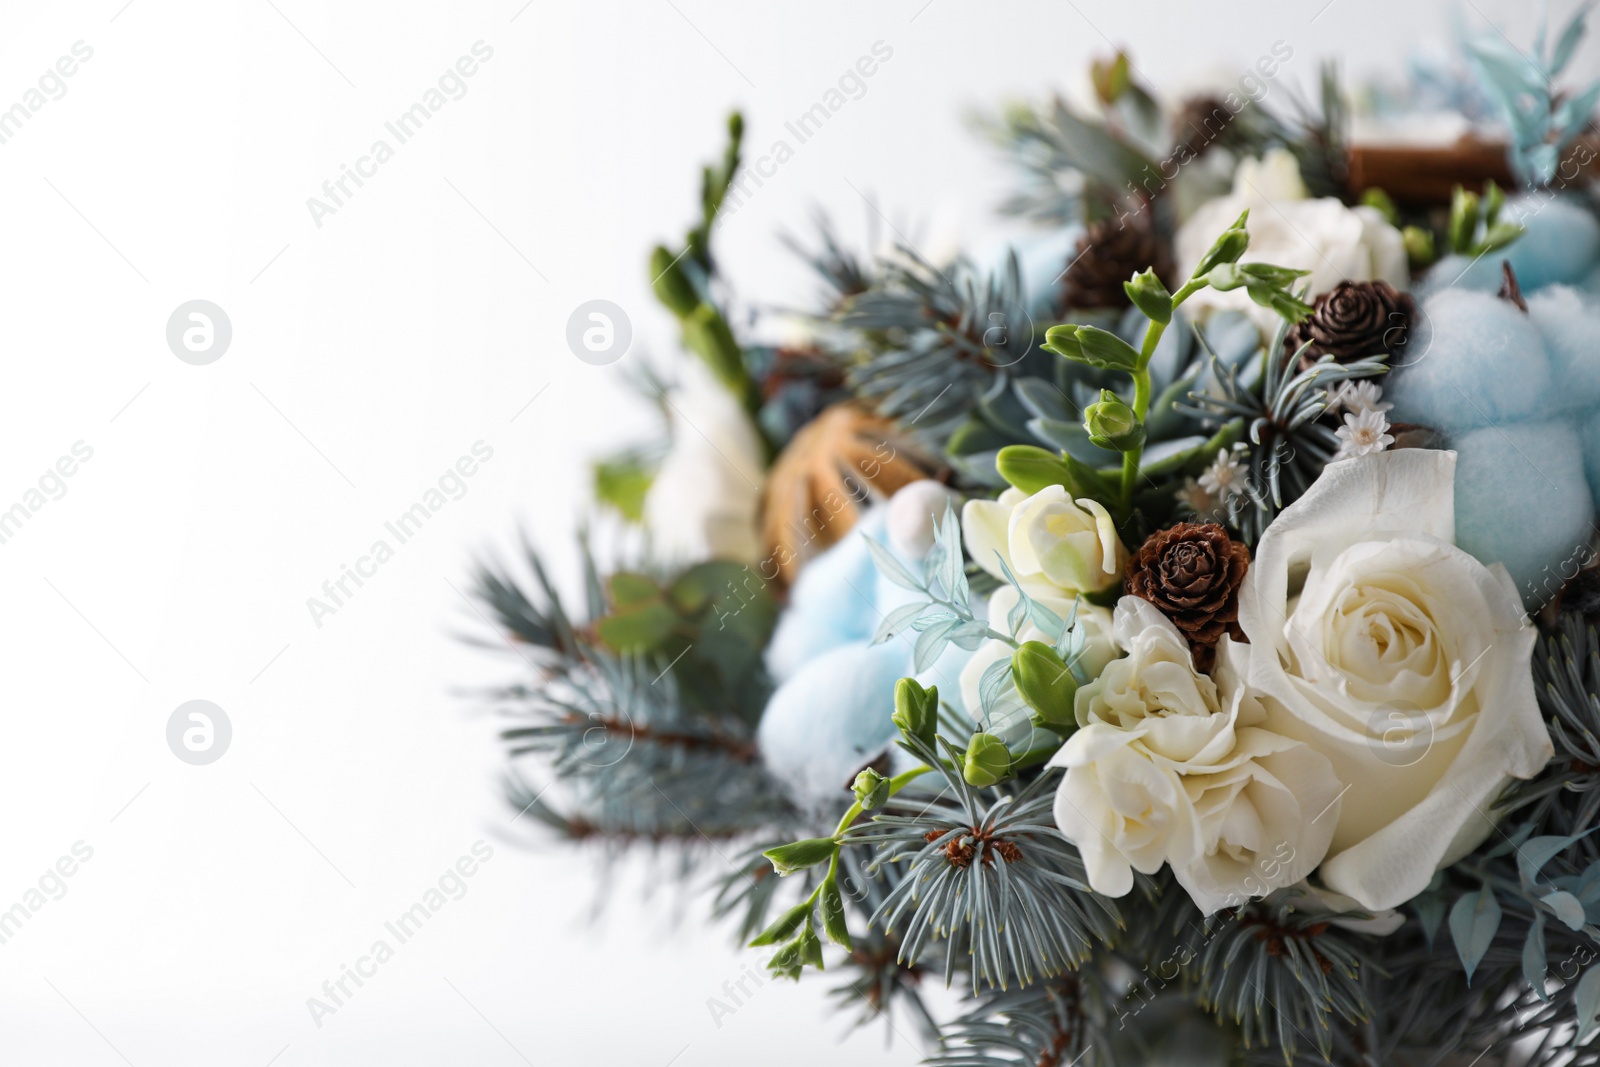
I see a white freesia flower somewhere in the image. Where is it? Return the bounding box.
[1237,450,1552,910]
[1176,148,1408,332]
[1048,598,1342,914]
[962,486,1127,598]
[643,361,766,565]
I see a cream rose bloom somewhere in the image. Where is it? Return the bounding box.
[1237,450,1552,911]
[962,485,1126,598]
[1175,148,1408,331]
[1049,598,1342,914]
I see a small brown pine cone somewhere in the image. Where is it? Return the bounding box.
[1125,523,1250,671]
[1284,280,1417,372]
[1172,95,1237,158]
[1061,214,1173,311]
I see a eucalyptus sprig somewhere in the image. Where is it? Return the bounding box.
[1027,211,1312,521]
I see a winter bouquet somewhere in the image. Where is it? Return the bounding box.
[475,11,1600,1065]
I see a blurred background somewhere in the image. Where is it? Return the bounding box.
[0,1,1586,1063]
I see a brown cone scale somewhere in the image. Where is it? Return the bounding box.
[1125,522,1250,672]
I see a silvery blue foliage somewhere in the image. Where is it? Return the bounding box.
[757,508,977,805]
[1388,269,1600,603]
[1463,3,1600,188]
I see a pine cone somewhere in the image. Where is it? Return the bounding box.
[1125,523,1250,671]
[1061,215,1172,311]
[1172,95,1236,158]
[1284,280,1416,371]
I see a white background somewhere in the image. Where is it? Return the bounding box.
[0,1,1579,1064]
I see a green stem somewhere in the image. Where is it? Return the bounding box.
[1119,279,1205,511]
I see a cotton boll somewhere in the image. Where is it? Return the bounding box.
[764,509,886,681]
[1502,194,1600,291]
[1415,253,1502,297]
[756,640,910,805]
[1452,420,1596,606]
[885,480,958,560]
[1527,285,1600,410]
[1385,288,1552,431]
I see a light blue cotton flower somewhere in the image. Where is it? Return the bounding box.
[757,506,975,806]
[1385,287,1551,429]
[1386,275,1600,606]
[1451,421,1594,602]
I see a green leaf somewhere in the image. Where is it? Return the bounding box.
[593,458,656,523]
[594,597,679,653]
[1518,833,1586,886]
[680,303,748,397]
[819,878,852,949]
[1414,892,1446,949]
[1543,890,1587,930]
[1524,912,1549,1001]
[763,837,839,876]
[1578,965,1600,1042]
[797,924,825,970]
[995,445,1073,494]
[1449,886,1502,984]
[863,535,923,593]
[608,571,660,608]
[749,899,813,947]
[1448,186,1480,254]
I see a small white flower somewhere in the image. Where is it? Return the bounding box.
[1334,408,1394,459]
[1327,379,1392,416]
[1177,477,1223,520]
[1198,447,1249,499]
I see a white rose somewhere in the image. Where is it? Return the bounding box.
[1176,148,1408,332]
[959,586,1117,749]
[1049,598,1342,913]
[962,485,1127,598]
[643,361,766,565]
[1237,450,1552,910]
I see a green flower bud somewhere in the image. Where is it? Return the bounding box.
[1123,268,1172,325]
[892,678,939,749]
[649,245,700,318]
[1359,187,1399,226]
[852,768,891,810]
[797,924,825,969]
[1011,641,1078,730]
[1482,179,1504,228]
[1083,389,1146,453]
[1090,52,1131,105]
[1041,323,1084,361]
[1402,225,1437,266]
[1192,210,1250,277]
[963,732,1011,788]
[1448,185,1480,254]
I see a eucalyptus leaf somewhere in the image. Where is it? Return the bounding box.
[862,535,923,593]
[1449,886,1501,984]
[1579,965,1600,1042]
